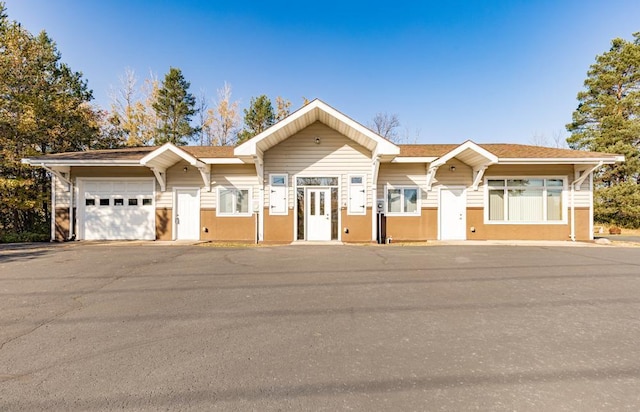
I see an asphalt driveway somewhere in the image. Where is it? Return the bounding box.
[1,243,640,411]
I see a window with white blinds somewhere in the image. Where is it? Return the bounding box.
[487,178,565,223]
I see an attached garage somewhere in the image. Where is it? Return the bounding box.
[78,178,156,240]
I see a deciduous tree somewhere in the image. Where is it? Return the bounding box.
[204,82,240,146]
[0,3,98,239]
[369,112,401,142]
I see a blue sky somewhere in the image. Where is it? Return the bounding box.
[4,0,640,144]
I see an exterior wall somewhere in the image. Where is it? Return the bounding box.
[156,161,206,208]
[156,208,172,240]
[377,163,430,207]
[263,208,294,243]
[54,208,70,241]
[341,208,374,242]
[201,209,256,242]
[467,207,590,241]
[263,122,373,210]
[384,208,438,241]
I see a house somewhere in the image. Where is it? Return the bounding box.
[22,99,624,243]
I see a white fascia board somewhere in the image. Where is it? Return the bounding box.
[234,103,318,156]
[431,141,498,167]
[201,158,246,164]
[22,159,142,166]
[498,157,622,165]
[235,99,400,157]
[390,156,438,163]
[140,142,204,167]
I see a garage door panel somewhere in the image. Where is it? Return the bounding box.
[81,179,156,240]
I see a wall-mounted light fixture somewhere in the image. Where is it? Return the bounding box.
[315,137,321,144]
[183,166,188,173]
[449,166,456,172]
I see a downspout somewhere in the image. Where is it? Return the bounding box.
[68,178,75,240]
[570,184,575,241]
[50,173,56,242]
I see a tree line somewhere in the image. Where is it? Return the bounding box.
[0,1,639,240]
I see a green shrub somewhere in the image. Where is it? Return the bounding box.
[0,231,50,243]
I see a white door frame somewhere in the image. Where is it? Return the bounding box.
[305,187,332,241]
[438,186,467,240]
[172,187,201,240]
[292,175,341,241]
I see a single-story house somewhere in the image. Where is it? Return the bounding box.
[23,99,624,243]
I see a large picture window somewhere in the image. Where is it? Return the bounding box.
[218,187,251,216]
[386,186,419,215]
[487,178,565,223]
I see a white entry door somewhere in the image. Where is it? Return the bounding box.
[175,189,200,240]
[306,188,331,241]
[439,187,467,240]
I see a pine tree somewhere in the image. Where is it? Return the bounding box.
[237,95,275,143]
[153,67,198,145]
[567,32,640,227]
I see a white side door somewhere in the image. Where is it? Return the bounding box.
[306,188,331,241]
[439,187,467,240]
[175,189,200,240]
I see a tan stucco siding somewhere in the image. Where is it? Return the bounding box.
[263,122,372,209]
[466,207,590,241]
[341,208,374,242]
[201,209,256,242]
[156,208,172,240]
[263,209,294,243]
[54,207,70,241]
[384,208,437,241]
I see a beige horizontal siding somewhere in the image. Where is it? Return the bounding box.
[264,122,372,209]
[377,163,433,207]
[212,164,260,208]
[54,175,71,207]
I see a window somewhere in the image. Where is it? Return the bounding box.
[296,177,338,186]
[269,174,288,215]
[142,198,153,206]
[85,198,95,206]
[99,199,110,206]
[114,198,124,206]
[487,178,565,223]
[386,186,419,215]
[218,187,251,216]
[128,198,138,206]
[348,175,366,215]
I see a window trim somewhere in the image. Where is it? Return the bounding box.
[384,185,420,216]
[483,176,568,225]
[269,173,288,216]
[347,174,367,216]
[216,186,253,217]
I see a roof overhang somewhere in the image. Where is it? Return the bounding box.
[431,140,499,168]
[497,156,624,165]
[234,99,400,160]
[21,159,142,167]
[140,143,205,169]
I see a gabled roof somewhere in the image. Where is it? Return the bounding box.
[140,143,204,169]
[430,141,498,168]
[234,99,400,159]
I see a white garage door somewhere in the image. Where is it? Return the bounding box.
[80,179,156,240]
